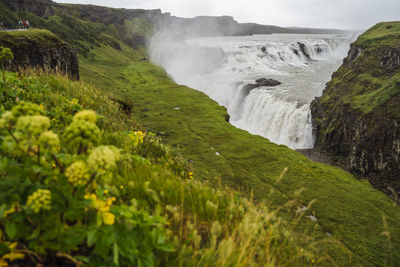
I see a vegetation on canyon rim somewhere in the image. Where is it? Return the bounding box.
[0,1,399,265]
[0,71,321,266]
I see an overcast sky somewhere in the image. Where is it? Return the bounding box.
[54,0,400,30]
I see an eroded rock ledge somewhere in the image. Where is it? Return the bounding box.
[0,30,79,80]
[310,22,400,199]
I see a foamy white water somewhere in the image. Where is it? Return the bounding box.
[150,33,353,149]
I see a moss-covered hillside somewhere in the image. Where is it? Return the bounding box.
[1,2,400,266]
[311,22,400,191]
[0,0,154,56]
[0,29,79,79]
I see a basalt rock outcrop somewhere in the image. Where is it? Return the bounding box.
[311,22,400,193]
[243,78,281,95]
[0,30,79,80]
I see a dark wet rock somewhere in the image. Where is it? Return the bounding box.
[110,97,132,114]
[261,47,266,53]
[315,44,323,54]
[297,42,311,59]
[255,78,282,86]
[242,78,281,95]
[380,48,400,67]
[297,148,334,166]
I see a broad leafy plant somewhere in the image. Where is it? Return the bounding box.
[0,47,13,84]
[0,102,173,266]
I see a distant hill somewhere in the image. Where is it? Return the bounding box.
[158,14,349,38]
[0,0,349,44]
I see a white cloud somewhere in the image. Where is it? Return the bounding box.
[54,0,400,30]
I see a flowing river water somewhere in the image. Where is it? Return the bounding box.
[150,33,353,149]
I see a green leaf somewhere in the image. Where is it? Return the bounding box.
[113,242,119,266]
[31,165,42,174]
[28,228,40,240]
[0,204,7,219]
[93,228,114,259]
[64,207,85,221]
[138,250,155,267]
[59,226,86,249]
[5,220,17,240]
[0,243,10,255]
[0,157,8,171]
[87,228,98,247]
[74,255,89,263]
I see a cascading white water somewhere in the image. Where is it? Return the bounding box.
[150,33,352,149]
[232,90,314,149]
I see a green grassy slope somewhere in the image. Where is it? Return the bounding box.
[1,2,400,264]
[0,29,62,46]
[1,71,323,266]
[319,22,400,116]
[79,42,400,265]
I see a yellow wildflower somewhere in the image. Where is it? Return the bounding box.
[102,212,115,225]
[85,194,116,225]
[129,131,146,147]
[26,189,51,213]
[63,120,100,151]
[0,242,25,263]
[1,111,13,125]
[73,110,98,123]
[87,146,121,174]
[66,161,91,187]
[16,115,50,137]
[69,98,79,105]
[3,204,17,218]
[39,131,60,152]
[11,101,44,119]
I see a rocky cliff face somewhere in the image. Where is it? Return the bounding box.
[0,0,349,45]
[1,0,56,17]
[0,30,79,80]
[311,22,400,194]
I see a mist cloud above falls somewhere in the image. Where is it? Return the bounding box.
[148,29,226,85]
[55,0,400,30]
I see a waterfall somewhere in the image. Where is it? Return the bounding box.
[231,89,314,149]
[150,33,351,149]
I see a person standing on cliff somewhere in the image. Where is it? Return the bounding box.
[18,20,22,30]
[26,20,30,29]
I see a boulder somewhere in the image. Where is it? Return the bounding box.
[297,42,311,59]
[243,78,281,95]
[255,78,282,86]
